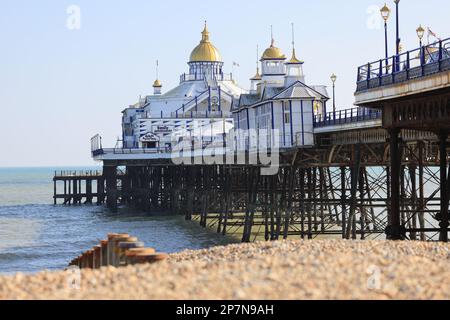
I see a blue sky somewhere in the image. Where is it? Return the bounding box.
[1,0,449,167]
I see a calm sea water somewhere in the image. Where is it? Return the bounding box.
[0,167,233,274]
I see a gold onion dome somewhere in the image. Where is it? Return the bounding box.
[261,39,286,60]
[286,48,303,64]
[250,67,262,80]
[153,79,162,87]
[189,23,222,62]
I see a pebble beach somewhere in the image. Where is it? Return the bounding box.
[1,240,449,300]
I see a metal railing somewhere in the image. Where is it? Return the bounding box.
[169,111,231,119]
[54,170,103,178]
[180,73,233,83]
[92,147,171,157]
[356,37,450,92]
[314,108,382,128]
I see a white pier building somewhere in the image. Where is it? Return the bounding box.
[121,23,246,151]
[233,38,329,150]
[92,23,336,161]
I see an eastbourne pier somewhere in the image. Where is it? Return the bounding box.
[54,22,450,243]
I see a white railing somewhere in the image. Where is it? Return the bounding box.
[169,111,231,119]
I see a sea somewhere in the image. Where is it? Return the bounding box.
[0,167,233,274]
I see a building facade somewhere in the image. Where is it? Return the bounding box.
[233,38,329,150]
[120,24,328,152]
[121,23,246,150]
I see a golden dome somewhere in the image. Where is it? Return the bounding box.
[261,39,286,60]
[153,79,162,87]
[286,48,303,64]
[250,67,262,81]
[189,23,222,63]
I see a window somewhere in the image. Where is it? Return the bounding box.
[284,113,291,124]
[282,101,291,124]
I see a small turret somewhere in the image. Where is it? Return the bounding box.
[153,79,162,95]
[153,60,163,95]
[250,45,262,93]
[285,23,305,86]
[260,26,286,88]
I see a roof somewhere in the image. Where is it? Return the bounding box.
[233,81,329,111]
[189,23,222,63]
[261,39,286,60]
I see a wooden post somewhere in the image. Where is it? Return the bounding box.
[86,179,93,204]
[53,180,57,205]
[104,165,118,213]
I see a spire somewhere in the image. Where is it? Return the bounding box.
[270,25,275,47]
[201,20,210,43]
[261,25,285,60]
[189,21,222,62]
[251,45,261,80]
[287,23,303,64]
[156,59,159,80]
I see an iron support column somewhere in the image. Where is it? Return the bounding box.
[439,131,449,242]
[104,165,118,213]
[387,128,404,240]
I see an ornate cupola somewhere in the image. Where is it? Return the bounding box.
[285,24,305,86]
[187,22,224,81]
[153,79,162,95]
[250,45,262,92]
[260,27,286,88]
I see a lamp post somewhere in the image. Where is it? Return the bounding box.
[417,25,425,64]
[380,4,391,74]
[416,25,425,48]
[330,73,337,115]
[394,0,400,72]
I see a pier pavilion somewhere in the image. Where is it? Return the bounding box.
[121,23,246,151]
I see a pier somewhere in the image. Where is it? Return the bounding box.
[53,170,114,205]
[55,35,450,243]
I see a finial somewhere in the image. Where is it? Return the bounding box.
[270,25,274,46]
[201,21,210,42]
[250,44,261,80]
[256,44,260,74]
[291,22,295,49]
[156,60,159,79]
[153,60,162,88]
[288,23,302,64]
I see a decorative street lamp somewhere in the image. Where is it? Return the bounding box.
[417,25,425,65]
[330,73,337,114]
[394,0,401,72]
[416,25,425,48]
[380,3,391,73]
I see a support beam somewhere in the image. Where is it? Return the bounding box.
[386,128,404,240]
[439,131,448,242]
[104,166,118,213]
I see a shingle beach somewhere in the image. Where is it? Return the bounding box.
[1,240,449,300]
